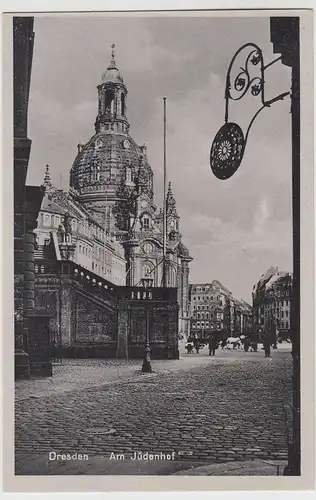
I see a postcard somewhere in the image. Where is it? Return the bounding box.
[2,7,314,494]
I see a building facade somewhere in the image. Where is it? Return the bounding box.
[67,46,192,337]
[189,281,252,340]
[252,266,292,340]
[233,299,253,337]
[189,281,231,340]
[14,17,47,378]
[35,167,126,286]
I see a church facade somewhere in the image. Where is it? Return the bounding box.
[66,46,192,337]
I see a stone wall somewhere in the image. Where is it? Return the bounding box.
[34,262,179,359]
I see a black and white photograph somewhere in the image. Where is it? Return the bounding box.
[3,7,314,492]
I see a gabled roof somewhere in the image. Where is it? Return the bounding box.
[41,194,66,216]
[211,280,232,296]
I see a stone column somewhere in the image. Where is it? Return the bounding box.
[122,238,139,287]
[14,138,30,361]
[59,278,73,347]
[117,300,129,359]
[23,186,45,374]
[180,259,191,338]
[166,303,179,359]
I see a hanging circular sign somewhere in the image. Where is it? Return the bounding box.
[210,122,245,180]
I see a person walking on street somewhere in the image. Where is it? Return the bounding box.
[221,337,227,350]
[263,335,271,358]
[244,337,250,353]
[209,336,217,356]
[194,338,200,354]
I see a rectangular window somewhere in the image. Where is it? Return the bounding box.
[143,217,150,229]
[197,322,200,328]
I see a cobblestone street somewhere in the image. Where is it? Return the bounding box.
[15,348,292,475]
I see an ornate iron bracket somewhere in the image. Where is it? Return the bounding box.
[210,43,290,180]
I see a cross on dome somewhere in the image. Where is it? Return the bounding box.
[43,164,52,189]
[108,43,116,69]
[101,43,123,84]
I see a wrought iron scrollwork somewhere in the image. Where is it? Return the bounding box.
[211,42,290,180]
[226,45,264,106]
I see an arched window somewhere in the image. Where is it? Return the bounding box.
[105,89,115,114]
[172,268,177,286]
[121,93,125,116]
[126,167,132,183]
[143,242,153,254]
[91,164,100,183]
[142,216,150,230]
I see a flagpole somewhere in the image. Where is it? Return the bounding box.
[103,192,107,278]
[162,97,167,288]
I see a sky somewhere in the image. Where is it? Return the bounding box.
[26,14,293,303]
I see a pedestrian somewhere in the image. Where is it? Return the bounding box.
[194,338,200,354]
[251,340,258,352]
[244,337,250,353]
[221,337,227,350]
[263,335,271,358]
[209,336,217,356]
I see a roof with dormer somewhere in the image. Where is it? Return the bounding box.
[41,193,66,216]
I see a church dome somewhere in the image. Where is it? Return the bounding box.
[70,131,153,202]
[69,45,154,229]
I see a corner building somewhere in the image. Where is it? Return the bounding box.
[252,266,292,341]
[69,47,192,337]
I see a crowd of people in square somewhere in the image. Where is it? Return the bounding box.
[184,332,289,358]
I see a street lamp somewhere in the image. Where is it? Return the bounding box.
[141,276,154,373]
